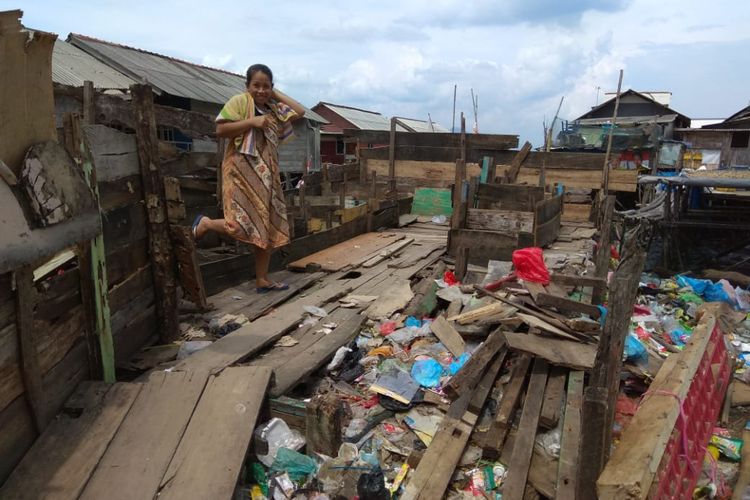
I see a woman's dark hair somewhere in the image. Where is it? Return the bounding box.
[246,64,273,85]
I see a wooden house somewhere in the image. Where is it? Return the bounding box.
[677,104,750,169]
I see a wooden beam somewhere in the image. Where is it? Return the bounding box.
[504,332,596,371]
[504,140,532,183]
[550,273,606,287]
[14,267,46,433]
[596,313,719,499]
[344,128,519,150]
[131,84,179,342]
[601,69,624,195]
[503,357,550,500]
[539,366,567,428]
[454,246,469,282]
[429,316,465,357]
[66,113,116,382]
[556,370,584,499]
[388,117,397,199]
[82,80,95,125]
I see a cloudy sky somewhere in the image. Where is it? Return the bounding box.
[9,0,750,144]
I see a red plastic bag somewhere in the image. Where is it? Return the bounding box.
[444,270,459,286]
[512,247,550,285]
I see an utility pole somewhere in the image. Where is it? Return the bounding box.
[452,84,457,133]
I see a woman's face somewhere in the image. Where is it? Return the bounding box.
[247,71,273,106]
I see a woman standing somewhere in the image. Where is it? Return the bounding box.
[193,64,305,292]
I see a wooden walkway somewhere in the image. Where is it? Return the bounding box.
[0,227,448,499]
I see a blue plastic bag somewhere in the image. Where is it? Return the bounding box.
[704,282,731,303]
[411,358,444,388]
[623,334,647,362]
[448,352,471,375]
[676,275,709,295]
[405,316,422,328]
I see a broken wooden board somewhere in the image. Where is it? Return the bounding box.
[466,208,534,233]
[480,354,532,459]
[362,238,414,268]
[503,357,549,500]
[366,278,414,320]
[448,302,513,325]
[501,431,558,499]
[731,381,750,407]
[536,292,601,319]
[288,232,404,271]
[429,316,465,356]
[0,382,141,500]
[556,370,584,500]
[540,366,567,429]
[79,371,208,500]
[516,312,581,341]
[247,308,365,397]
[170,225,209,310]
[504,332,596,371]
[157,367,272,500]
[443,331,506,399]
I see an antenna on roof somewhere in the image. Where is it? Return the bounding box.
[470,88,479,133]
[451,84,457,133]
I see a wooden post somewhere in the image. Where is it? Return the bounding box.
[300,179,309,232]
[592,195,615,305]
[388,117,397,199]
[64,113,116,382]
[321,163,332,196]
[82,80,95,125]
[455,247,469,282]
[216,138,226,209]
[601,69,624,195]
[504,141,532,184]
[460,113,466,162]
[367,171,377,233]
[576,224,648,500]
[340,171,347,209]
[306,392,344,457]
[14,266,47,433]
[130,84,179,343]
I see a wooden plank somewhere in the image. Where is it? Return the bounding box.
[429,316,465,356]
[170,225,209,310]
[592,195,615,305]
[480,354,532,458]
[505,140,532,183]
[504,332,596,370]
[551,273,606,287]
[524,281,546,302]
[539,366,567,429]
[443,330,505,399]
[556,370,584,500]
[368,158,482,184]
[466,208,534,233]
[476,183,545,212]
[252,309,365,397]
[365,278,413,319]
[562,203,591,222]
[157,367,272,500]
[346,129,518,150]
[288,232,404,272]
[733,429,750,500]
[516,312,581,341]
[596,313,719,499]
[503,357,549,500]
[0,382,141,500]
[493,164,637,192]
[448,228,518,265]
[401,350,505,500]
[448,301,514,325]
[362,237,414,268]
[180,249,443,374]
[14,267,46,433]
[501,431,558,499]
[131,84,179,342]
[731,381,750,407]
[79,370,208,500]
[536,292,601,318]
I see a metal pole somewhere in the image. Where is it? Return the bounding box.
[451,84,457,133]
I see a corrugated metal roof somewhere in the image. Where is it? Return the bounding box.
[49,38,135,89]
[66,34,328,124]
[395,117,449,132]
[321,103,393,131]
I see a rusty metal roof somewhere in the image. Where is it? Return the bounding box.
[66,34,327,123]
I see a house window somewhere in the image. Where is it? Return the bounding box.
[335,137,345,155]
[731,131,750,148]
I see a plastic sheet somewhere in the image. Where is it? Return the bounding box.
[512,247,550,285]
[411,358,444,388]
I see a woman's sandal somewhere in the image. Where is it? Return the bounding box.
[192,214,205,239]
[256,282,290,294]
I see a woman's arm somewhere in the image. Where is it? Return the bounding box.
[273,89,306,121]
[216,115,268,138]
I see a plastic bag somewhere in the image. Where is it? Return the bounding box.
[176,340,212,360]
[512,247,550,285]
[254,418,306,467]
[357,468,389,500]
[448,352,471,375]
[411,358,444,387]
[623,333,647,362]
[270,447,317,481]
